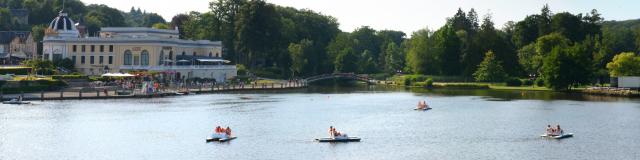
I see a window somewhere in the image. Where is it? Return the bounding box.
[91,45,95,52]
[109,45,113,52]
[108,56,113,64]
[81,45,86,52]
[133,55,140,65]
[99,56,104,64]
[72,45,77,52]
[169,51,173,59]
[141,50,149,66]
[193,52,196,56]
[159,51,164,65]
[100,45,104,52]
[53,54,62,61]
[182,51,185,56]
[44,54,49,60]
[81,56,85,64]
[209,52,212,57]
[123,50,132,65]
[72,56,76,64]
[90,56,94,64]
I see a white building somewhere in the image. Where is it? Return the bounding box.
[42,11,236,82]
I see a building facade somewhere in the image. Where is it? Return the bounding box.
[42,12,236,82]
[0,31,36,65]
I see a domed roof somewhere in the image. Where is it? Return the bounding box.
[49,12,77,31]
[45,11,80,38]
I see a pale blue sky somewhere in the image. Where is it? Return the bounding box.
[80,0,640,34]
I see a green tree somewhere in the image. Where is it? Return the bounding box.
[152,23,169,29]
[384,42,403,74]
[405,28,439,74]
[541,46,592,90]
[473,51,507,82]
[234,0,281,68]
[0,8,12,30]
[358,50,376,73]
[437,25,463,75]
[288,39,313,76]
[606,52,640,77]
[142,13,166,27]
[334,48,358,73]
[517,43,540,75]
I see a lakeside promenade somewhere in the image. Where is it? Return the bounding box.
[0,82,307,101]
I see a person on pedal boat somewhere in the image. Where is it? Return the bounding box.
[215,126,220,133]
[545,125,553,135]
[555,124,563,135]
[423,100,430,109]
[225,127,232,136]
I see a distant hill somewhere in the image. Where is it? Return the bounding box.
[601,19,640,29]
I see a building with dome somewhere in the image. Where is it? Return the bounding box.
[42,11,236,82]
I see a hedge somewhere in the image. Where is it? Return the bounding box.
[505,77,522,86]
[52,75,88,80]
[0,67,32,75]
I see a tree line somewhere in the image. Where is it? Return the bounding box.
[1,0,166,37]
[3,0,640,90]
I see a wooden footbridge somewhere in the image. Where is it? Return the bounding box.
[304,73,376,84]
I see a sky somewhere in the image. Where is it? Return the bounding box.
[79,0,640,34]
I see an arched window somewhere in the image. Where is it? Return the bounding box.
[209,52,212,57]
[182,51,185,56]
[159,51,164,65]
[141,50,149,66]
[169,51,173,59]
[123,50,132,65]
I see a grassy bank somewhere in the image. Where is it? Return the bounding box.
[383,75,550,91]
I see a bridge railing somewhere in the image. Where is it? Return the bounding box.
[304,73,374,83]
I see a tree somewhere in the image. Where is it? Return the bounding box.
[288,39,313,76]
[405,28,439,74]
[541,46,592,90]
[517,43,539,75]
[535,33,570,57]
[606,52,640,77]
[384,42,403,74]
[0,8,12,30]
[142,13,166,27]
[54,58,75,72]
[170,14,191,38]
[473,51,507,82]
[358,50,376,73]
[551,12,584,42]
[152,23,169,29]
[334,48,358,73]
[437,25,463,75]
[234,0,282,68]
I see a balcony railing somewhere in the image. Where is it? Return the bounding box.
[119,65,236,70]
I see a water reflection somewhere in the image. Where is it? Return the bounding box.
[0,85,638,160]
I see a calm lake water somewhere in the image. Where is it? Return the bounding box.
[1,86,639,160]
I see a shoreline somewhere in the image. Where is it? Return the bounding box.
[0,83,308,102]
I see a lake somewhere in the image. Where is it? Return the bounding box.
[1,85,639,160]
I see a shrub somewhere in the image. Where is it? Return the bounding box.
[433,83,490,89]
[404,78,411,86]
[535,78,545,87]
[52,75,88,80]
[0,67,31,75]
[523,79,534,86]
[505,77,522,86]
[236,64,248,76]
[19,80,30,87]
[425,78,433,88]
